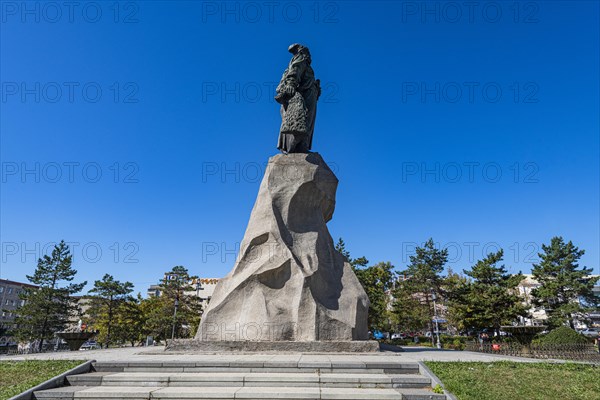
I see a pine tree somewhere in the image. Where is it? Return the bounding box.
[392,239,448,344]
[86,274,134,348]
[449,250,528,336]
[151,266,203,342]
[335,238,351,261]
[335,238,369,270]
[443,268,470,334]
[391,283,431,333]
[531,237,598,329]
[14,241,86,351]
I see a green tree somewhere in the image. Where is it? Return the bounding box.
[531,237,599,329]
[335,238,351,261]
[110,295,145,346]
[86,274,134,348]
[355,262,395,330]
[390,282,431,333]
[392,239,448,344]
[143,266,203,343]
[14,241,86,351]
[0,324,9,341]
[449,250,528,336]
[335,238,369,270]
[442,268,470,334]
[140,295,172,342]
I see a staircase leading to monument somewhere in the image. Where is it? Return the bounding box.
[33,357,448,399]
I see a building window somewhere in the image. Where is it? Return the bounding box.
[4,300,9,305]
[7,288,13,294]
[0,287,4,293]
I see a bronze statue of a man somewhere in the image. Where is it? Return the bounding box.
[275,44,321,154]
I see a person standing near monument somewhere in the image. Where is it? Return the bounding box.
[275,43,321,154]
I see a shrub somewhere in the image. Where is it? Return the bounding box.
[383,335,474,349]
[432,384,444,394]
[384,338,409,346]
[416,335,430,343]
[538,327,589,345]
[440,335,470,350]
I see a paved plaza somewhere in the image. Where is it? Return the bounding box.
[2,345,540,363]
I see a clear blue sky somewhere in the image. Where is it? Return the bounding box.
[1,1,599,296]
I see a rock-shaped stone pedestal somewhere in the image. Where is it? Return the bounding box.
[196,153,369,342]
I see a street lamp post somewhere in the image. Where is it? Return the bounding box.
[170,273,182,343]
[432,291,441,349]
[196,279,203,297]
[171,295,179,342]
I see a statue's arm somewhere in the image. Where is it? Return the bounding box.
[275,56,307,104]
[285,56,307,90]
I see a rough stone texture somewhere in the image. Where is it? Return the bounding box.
[166,340,379,353]
[196,153,369,342]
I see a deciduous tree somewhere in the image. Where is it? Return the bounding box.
[335,239,394,330]
[110,295,145,346]
[355,262,395,330]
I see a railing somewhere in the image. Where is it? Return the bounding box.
[465,342,600,362]
[1,343,71,355]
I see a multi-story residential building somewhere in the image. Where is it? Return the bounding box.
[517,274,600,328]
[191,278,219,308]
[588,279,600,327]
[515,274,548,326]
[0,279,39,345]
[1,279,95,346]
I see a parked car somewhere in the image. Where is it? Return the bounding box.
[391,333,405,340]
[579,328,600,337]
[372,330,385,340]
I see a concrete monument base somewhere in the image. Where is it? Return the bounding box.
[166,339,380,353]
[196,153,370,342]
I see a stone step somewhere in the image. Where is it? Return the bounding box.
[92,361,420,375]
[67,371,431,389]
[34,386,447,400]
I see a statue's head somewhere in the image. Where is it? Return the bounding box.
[288,43,311,63]
[288,43,303,54]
